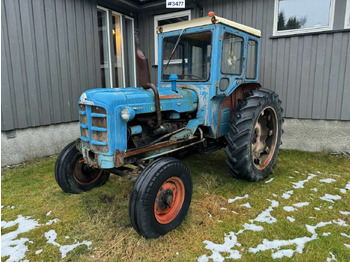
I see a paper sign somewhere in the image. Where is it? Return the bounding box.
[166,0,185,8]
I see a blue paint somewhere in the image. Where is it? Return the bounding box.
[129,125,142,135]
[78,19,260,169]
[169,74,178,92]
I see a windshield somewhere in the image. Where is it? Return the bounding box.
[162,31,212,81]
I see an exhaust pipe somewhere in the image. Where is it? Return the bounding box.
[135,30,162,129]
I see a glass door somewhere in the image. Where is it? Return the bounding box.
[97,8,112,88]
[112,13,125,87]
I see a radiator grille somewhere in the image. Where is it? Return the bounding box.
[79,105,109,153]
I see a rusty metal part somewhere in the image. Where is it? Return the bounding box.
[159,95,184,100]
[140,138,205,161]
[149,127,186,146]
[114,137,205,167]
[252,106,278,170]
[217,83,261,135]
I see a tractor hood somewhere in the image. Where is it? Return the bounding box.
[79,87,198,114]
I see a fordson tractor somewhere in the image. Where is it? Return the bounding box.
[55,13,283,239]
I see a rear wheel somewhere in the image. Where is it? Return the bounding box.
[129,157,192,238]
[55,141,109,194]
[225,88,283,181]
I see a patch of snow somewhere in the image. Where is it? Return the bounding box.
[35,249,43,255]
[314,207,321,211]
[294,171,300,174]
[331,174,341,177]
[176,252,179,255]
[65,236,70,239]
[320,178,336,183]
[287,216,295,222]
[1,205,4,209]
[293,202,309,208]
[44,230,92,259]
[282,190,293,199]
[228,194,248,204]
[46,211,52,216]
[327,252,336,262]
[283,206,296,212]
[344,244,350,249]
[339,211,350,215]
[311,188,318,192]
[207,211,212,218]
[220,207,227,210]
[328,206,333,209]
[265,178,274,184]
[242,223,263,232]
[46,218,59,225]
[240,203,251,208]
[316,171,321,174]
[341,233,350,238]
[345,181,350,190]
[320,194,342,203]
[332,219,348,227]
[250,200,279,224]
[340,189,347,194]
[231,210,238,214]
[249,221,332,258]
[272,193,277,197]
[322,232,331,236]
[1,215,40,262]
[291,174,316,189]
[200,232,242,261]
[217,220,223,223]
[10,206,15,209]
[309,217,316,219]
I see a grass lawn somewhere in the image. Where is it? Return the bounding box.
[1,149,350,261]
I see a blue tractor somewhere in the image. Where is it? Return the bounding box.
[55,12,283,238]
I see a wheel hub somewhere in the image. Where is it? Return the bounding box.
[154,177,185,224]
[73,157,103,185]
[252,106,278,170]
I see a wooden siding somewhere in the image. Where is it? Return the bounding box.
[1,0,101,131]
[138,0,350,121]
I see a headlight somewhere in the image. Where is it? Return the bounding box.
[121,107,130,121]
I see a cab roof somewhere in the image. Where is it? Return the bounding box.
[157,15,261,38]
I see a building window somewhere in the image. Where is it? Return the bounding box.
[221,33,243,75]
[97,7,136,88]
[154,10,191,65]
[273,0,335,36]
[345,0,350,29]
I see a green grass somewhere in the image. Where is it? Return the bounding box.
[1,150,350,261]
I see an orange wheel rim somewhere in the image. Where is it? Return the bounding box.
[154,177,185,224]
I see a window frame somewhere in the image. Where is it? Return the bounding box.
[97,6,113,88]
[345,0,350,29]
[273,0,336,36]
[246,39,258,80]
[97,6,137,88]
[220,33,244,76]
[154,10,191,65]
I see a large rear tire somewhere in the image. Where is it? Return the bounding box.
[225,88,283,182]
[55,141,109,194]
[129,157,192,238]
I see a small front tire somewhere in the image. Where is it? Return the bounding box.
[55,141,109,194]
[129,157,192,239]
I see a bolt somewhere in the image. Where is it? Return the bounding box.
[267,114,271,121]
[166,195,173,204]
[266,146,270,153]
[261,111,264,116]
[269,130,273,136]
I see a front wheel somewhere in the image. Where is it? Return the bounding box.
[55,141,109,194]
[225,88,283,182]
[129,157,192,238]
